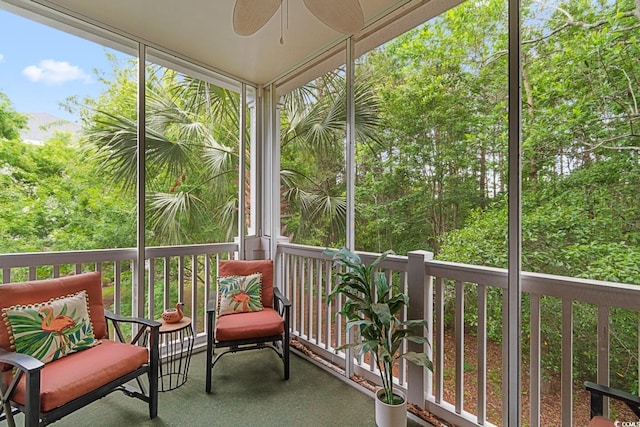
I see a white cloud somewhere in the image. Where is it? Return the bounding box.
[0,54,4,63]
[22,59,92,85]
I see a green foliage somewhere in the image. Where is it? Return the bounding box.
[325,247,432,404]
[280,68,382,247]
[0,135,135,253]
[0,92,27,140]
[438,155,640,386]
[78,65,238,245]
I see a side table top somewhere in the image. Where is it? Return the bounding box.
[158,316,192,333]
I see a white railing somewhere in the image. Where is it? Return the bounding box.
[3,242,639,426]
[0,243,238,347]
[276,242,640,427]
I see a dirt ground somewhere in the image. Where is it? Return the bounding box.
[438,331,636,426]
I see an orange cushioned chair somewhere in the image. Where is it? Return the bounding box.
[0,272,160,427]
[205,259,291,393]
[585,381,640,427]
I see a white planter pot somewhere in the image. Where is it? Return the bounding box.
[375,388,407,427]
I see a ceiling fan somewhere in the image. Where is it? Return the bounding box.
[233,0,365,37]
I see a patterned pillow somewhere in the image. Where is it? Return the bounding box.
[2,290,99,364]
[217,273,264,316]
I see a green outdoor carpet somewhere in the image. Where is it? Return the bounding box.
[2,349,431,427]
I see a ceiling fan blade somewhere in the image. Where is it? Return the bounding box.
[303,0,364,34]
[233,0,281,36]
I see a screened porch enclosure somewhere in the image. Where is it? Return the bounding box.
[1,0,639,426]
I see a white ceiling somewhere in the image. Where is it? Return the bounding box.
[4,0,461,89]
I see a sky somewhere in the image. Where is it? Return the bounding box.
[0,8,128,122]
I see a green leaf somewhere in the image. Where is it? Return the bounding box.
[401,351,433,370]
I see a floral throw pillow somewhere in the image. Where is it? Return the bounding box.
[2,290,99,364]
[217,273,264,316]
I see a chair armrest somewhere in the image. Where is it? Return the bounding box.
[274,287,291,307]
[105,310,162,329]
[0,347,43,373]
[0,346,43,426]
[207,293,216,314]
[273,287,291,320]
[585,381,640,419]
[104,309,161,346]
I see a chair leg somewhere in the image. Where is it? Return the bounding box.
[283,303,290,380]
[24,369,41,427]
[205,312,214,393]
[148,327,159,419]
[590,389,604,419]
[284,329,290,380]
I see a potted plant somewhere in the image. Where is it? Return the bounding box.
[324,247,433,427]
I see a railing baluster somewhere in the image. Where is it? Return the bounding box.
[148,257,155,319]
[399,270,407,387]
[561,298,573,426]
[114,260,122,315]
[530,293,541,427]
[292,255,299,336]
[178,256,185,305]
[300,256,306,339]
[307,257,313,342]
[191,254,198,333]
[324,259,331,350]
[203,254,212,336]
[315,258,322,347]
[477,284,487,425]
[455,279,464,414]
[163,257,170,310]
[435,276,444,404]
[336,263,343,351]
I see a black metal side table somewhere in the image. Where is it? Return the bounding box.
[157,316,194,391]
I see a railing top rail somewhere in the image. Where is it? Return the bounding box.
[0,242,239,269]
[523,271,640,310]
[0,248,137,268]
[426,259,640,309]
[145,242,238,258]
[426,260,508,287]
[277,242,408,271]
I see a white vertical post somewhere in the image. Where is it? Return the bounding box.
[238,83,247,259]
[507,0,522,423]
[345,38,356,251]
[249,89,259,236]
[407,250,433,406]
[345,37,356,379]
[134,42,146,320]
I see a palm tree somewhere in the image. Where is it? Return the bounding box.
[83,63,381,246]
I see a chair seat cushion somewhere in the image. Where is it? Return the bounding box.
[215,307,284,342]
[10,339,148,412]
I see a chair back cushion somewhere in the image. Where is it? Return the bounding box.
[218,260,274,309]
[0,272,107,359]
